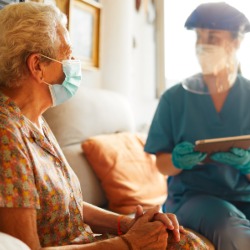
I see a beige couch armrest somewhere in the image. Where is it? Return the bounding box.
[0,232,30,250]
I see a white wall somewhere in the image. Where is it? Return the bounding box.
[82,0,159,131]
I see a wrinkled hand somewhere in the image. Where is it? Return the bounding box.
[153,211,184,242]
[211,147,250,174]
[172,142,207,170]
[124,207,168,250]
[132,205,183,242]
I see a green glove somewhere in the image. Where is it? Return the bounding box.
[172,141,207,170]
[211,147,250,174]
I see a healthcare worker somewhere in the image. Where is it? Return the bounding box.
[145,2,250,250]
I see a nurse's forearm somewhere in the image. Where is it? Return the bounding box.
[156,153,182,176]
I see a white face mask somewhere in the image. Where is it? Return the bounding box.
[196,44,230,75]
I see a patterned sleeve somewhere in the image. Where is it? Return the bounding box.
[0,125,40,208]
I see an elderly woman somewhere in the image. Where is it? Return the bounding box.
[145,2,250,250]
[0,2,208,250]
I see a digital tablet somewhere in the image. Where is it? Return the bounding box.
[194,135,250,154]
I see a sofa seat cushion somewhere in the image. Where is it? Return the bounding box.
[82,132,167,214]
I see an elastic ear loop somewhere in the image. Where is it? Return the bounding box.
[40,54,62,64]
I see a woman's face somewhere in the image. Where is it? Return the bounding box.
[194,28,240,93]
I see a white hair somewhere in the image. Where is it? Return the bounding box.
[0,2,67,87]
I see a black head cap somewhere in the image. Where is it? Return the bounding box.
[185,2,250,33]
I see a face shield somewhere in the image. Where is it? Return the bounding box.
[182,29,240,95]
[181,2,250,95]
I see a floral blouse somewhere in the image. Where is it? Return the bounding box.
[0,92,95,247]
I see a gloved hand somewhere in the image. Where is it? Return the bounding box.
[211,147,250,174]
[172,141,207,170]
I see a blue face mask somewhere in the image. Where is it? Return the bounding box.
[41,54,82,106]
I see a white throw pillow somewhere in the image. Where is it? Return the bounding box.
[0,232,30,250]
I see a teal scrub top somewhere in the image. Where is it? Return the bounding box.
[145,73,250,213]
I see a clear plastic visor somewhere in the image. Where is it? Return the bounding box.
[182,32,240,95]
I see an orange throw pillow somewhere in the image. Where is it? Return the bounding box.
[81,132,167,214]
